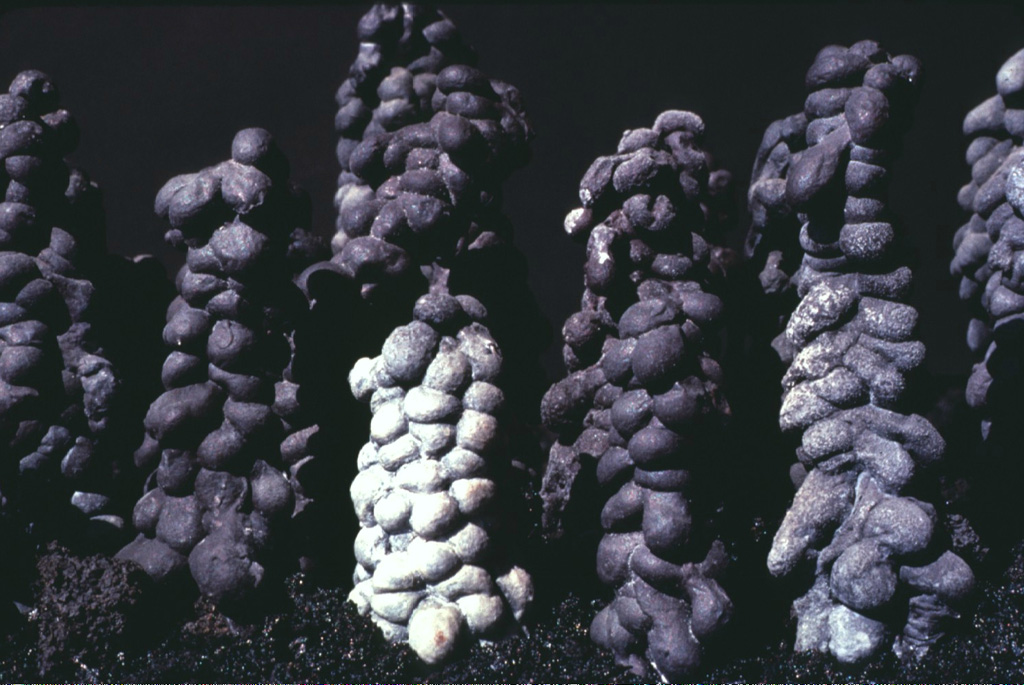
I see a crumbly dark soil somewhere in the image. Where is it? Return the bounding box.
[0,531,1019,683]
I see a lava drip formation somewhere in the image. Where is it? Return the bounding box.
[334,2,475,249]
[327,7,534,328]
[764,42,974,663]
[952,48,1024,441]
[117,129,316,604]
[325,3,549,450]
[746,109,808,359]
[539,110,734,680]
[319,1,549,528]
[0,69,143,548]
[347,292,532,665]
[331,7,530,300]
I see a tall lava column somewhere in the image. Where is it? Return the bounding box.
[334,2,474,258]
[764,42,974,663]
[0,70,146,549]
[118,129,314,604]
[539,111,734,681]
[746,111,808,360]
[331,2,484,301]
[951,48,1024,525]
[325,3,548,436]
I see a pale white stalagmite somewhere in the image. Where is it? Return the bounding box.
[348,292,531,664]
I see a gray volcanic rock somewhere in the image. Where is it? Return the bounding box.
[952,47,1024,442]
[330,3,530,300]
[745,111,808,360]
[0,69,149,551]
[540,110,734,681]
[35,544,153,674]
[347,292,532,665]
[763,42,973,663]
[315,3,548,453]
[334,3,475,187]
[117,129,317,605]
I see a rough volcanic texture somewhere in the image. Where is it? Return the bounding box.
[1,564,643,682]
[34,544,154,674]
[951,50,1024,535]
[330,23,530,299]
[540,110,734,537]
[5,538,1024,682]
[952,48,1024,392]
[0,69,157,556]
[314,4,549,456]
[765,42,974,664]
[334,3,475,201]
[346,291,532,665]
[538,110,734,680]
[746,111,809,359]
[117,128,319,606]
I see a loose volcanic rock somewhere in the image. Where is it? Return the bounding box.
[763,42,972,664]
[117,129,317,605]
[347,294,532,664]
[540,111,735,680]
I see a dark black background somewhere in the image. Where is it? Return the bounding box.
[1,2,1022,381]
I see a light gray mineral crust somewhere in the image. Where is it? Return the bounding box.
[540,110,734,681]
[321,3,540,664]
[952,47,1024,440]
[347,292,532,665]
[764,41,973,663]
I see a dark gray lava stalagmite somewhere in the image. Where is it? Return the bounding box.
[952,48,1024,444]
[334,2,474,249]
[325,5,541,663]
[746,110,808,360]
[330,3,529,300]
[347,291,533,665]
[322,4,548,433]
[764,42,974,663]
[0,69,147,550]
[117,129,316,604]
[540,111,734,680]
